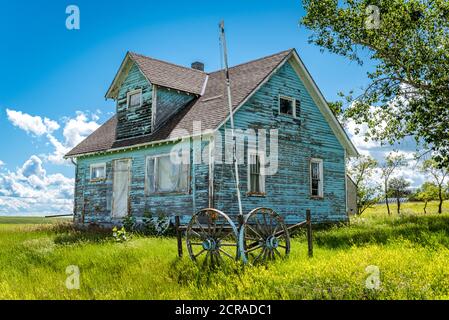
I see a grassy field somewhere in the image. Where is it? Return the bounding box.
[0,201,448,300]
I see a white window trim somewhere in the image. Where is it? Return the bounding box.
[310,158,324,198]
[145,153,190,195]
[278,95,297,118]
[247,149,266,195]
[127,89,142,109]
[90,163,106,181]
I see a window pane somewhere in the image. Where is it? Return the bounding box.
[91,165,105,179]
[280,98,293,115]
[311,162,320,180]
[153,155,188,193]
[129,92,141,108]
[146,158,155,193]
[249,154,261,193]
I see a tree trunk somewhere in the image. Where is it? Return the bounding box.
[438,187,443,214]
[396,195,400,214]
[423,200,428,214]
[385,182,391,215]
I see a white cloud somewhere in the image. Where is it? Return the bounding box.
[346,115,427,188]
[6,109,101,165]
[0,160,4,167]
[0,155,74,216]
[6,109,59,136]
[45,111,100,165]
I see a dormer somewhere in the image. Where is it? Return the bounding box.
[105,52,207,140]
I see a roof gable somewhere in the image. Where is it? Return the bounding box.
[66,49,357,158]
[106,52,207,99]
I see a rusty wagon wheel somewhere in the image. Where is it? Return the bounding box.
[239,207,291,264]
[186,208,238,268]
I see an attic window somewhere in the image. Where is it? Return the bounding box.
[279,96,296,117]
[127,89,142,109]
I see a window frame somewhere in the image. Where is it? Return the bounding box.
[247,150,266,196]
[278,95,297,118]
[145,153,190,195]
[127,89,142,109]
[90,162,106,182]
[310,158,324,199]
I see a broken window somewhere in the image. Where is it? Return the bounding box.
[310,158,323,197]
[248,152,265,194]
[279,96,296,117]
[146,154,189,194]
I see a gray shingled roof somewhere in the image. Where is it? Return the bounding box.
[129,52,207,95]
[66,49,293,157]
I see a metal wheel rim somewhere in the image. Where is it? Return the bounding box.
[186,208,238,268]
[239,207,291,264]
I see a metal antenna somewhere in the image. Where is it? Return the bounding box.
[219,20,243,217]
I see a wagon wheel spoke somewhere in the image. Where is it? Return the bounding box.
[247,225,263,240]
[218,247,234,259]
[194,217,208,237]
[220,243,237,247]
[253,247,266,264]
[215,251,225,265]
[194,249,206,259]
[274,248,282,258]
[246,244,262,254]
[189,229,204,240]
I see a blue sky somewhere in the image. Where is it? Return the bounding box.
[0,1,421,215]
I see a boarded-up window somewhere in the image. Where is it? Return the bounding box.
[248,152,265,194]
[310,158,323,197]
[146,154,189,194]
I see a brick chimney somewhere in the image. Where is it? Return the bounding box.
[191,61,204,71]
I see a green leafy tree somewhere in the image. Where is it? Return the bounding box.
[420,159,449,213]
[348,155,381,215]
[380,153,407,215]
[388,177,411,214]
[300,0,449,167]
[415,182,440,214]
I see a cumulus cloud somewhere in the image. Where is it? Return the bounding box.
[5,109,101,165]
[0,160,4,167]
[0,155,74,216]
[6,109,60,136]
[345,114,427,188]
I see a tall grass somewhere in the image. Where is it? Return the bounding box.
[0,201,448,300]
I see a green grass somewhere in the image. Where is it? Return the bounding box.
[0,201,448,300]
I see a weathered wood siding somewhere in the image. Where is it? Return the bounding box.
[73,140,210,224]
[155,87,194,130]
[116,63,153,140]
[73,59,347,225]
[213,60,348,223]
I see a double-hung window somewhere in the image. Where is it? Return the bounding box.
[310,158,324,198]
[146,154,189,194]
[90,163,106,181]
[248,151,265,194]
